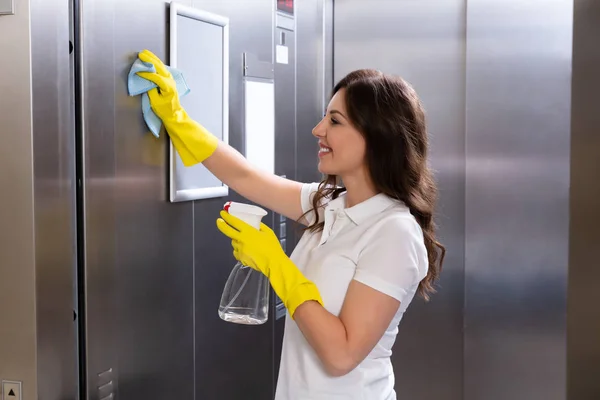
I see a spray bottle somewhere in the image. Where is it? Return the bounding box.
[218,201,270,325]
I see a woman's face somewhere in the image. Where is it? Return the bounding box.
[312,89,367,177]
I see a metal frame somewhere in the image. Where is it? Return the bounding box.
[168,2,230,202]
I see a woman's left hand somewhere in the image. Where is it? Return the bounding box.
[216,210,284,277]
[216,210,323,317]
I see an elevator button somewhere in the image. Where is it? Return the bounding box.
[2,381,22,400]
[280,222,287,238]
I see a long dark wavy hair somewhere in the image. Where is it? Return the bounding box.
[302,69,446,301]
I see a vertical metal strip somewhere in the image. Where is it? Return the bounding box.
[72,0,88,397]
[322,0,334,108]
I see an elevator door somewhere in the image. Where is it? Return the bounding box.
[76,0,276,398]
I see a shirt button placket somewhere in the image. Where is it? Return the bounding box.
[331,211,346,238]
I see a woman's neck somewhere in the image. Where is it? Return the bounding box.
[340,171,378,208]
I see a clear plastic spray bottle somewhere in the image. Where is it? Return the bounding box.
[218,201,270,325]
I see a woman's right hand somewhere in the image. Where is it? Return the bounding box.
[134,49,219,167]
[134,51,304,224]
[136,49,185,123]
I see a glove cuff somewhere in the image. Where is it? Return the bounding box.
[164,116,219,166]
[285,280,324,319]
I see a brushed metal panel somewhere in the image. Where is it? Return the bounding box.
[78,0,119,396]
[333,2,466,399]
[273,24,297,387]
[568,1,600,398]
[80,0,195,398]
[274,0,331,390]
[30,0,79,398]
[296,0,327,185]
[322,0,333,110]
[274,26,297,252]
[189,1,276,399]
[465,1,572,399]
[0,0,38,397]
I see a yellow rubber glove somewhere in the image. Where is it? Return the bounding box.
[135,49,218,167]
[216,210,324,318]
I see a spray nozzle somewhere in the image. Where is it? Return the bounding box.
[223,201,268,230]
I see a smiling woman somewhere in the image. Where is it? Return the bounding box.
[139,52,445,400]
[313,89,370,195]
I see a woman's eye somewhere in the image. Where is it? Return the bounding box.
[330,117,339,125]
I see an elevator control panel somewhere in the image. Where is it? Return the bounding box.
[275,175,288,320]
[2,380,22,400]
[276,0,294,15]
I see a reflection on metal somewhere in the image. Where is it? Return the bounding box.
[9,0,594,398]
[31,0,78,398]
[334,1,466,398]
[322,0,333,110]
[464,1,572,399]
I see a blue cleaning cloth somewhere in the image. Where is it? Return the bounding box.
[127,56,191,137]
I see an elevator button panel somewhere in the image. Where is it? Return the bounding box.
[279,222,287,238]
[2,380,22,400]
[275,296,286,320]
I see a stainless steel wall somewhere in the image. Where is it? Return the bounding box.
[274,0,332,386]
[1,1,78,398]
[1,0,329,398]
[273,3,298,388]
[568,1,600,398]
[464,1,572,399]
[76,0,329,398]
[296,0,332,185]
[5,0,593,398]
[31,0,79,398]
[189,1,276,398]
[333,1,467,399]
[0,0,39,398]
[78,0,278,398]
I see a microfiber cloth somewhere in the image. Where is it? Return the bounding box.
[127,56,191,138]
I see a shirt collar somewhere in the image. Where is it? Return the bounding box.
[325,191,404,225]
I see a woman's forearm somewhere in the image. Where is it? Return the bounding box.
[202,142,304,221]
[293,301,356,377]
[202,141,254,194]
[291,281,401,378]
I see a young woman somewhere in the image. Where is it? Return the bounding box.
[137,49,445,399]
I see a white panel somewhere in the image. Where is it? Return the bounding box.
[276,45,288,64]
[244,79,275,174]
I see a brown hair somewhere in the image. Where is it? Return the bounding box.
[302,69,446,301]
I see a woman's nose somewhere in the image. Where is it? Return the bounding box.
[312,119,326,137]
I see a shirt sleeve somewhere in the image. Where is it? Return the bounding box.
[300,182,322,225]
[353,216,426,303]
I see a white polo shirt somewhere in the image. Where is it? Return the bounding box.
[274,183,429,400]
